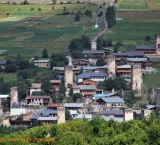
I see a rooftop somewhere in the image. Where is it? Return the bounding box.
[26,96,50,99]
[30,83,42,88]
[30,114,40,120]
[98,97,125,103]
[117,65,131,69]
[136,46,156,50]
[113,51,144,57]
[34,60,49,63]
[82,50,105,54]
[64,103,83,108]
[73,85,96,90]
[126,58,147,62]
[78,72,107,79]
[11,104,24,109]
[40,110,57,116]
[0,60,7,64]
[0,94,9,99]
[96,110,124,115]
[47,103,63,108]
[50,80,61,83]
[38,117,57,121]
[77,65,107,70]
[74,114,92,119]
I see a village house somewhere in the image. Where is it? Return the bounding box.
[72,59,89,67]
[82,50,105,58]
[50,80,61,95]
[0,60,7,68]
[77,72,107,83]
[113,51,144,62]
[34,60,50,68]
[9,120,32,129]
[126,58,152,68]
[30,83,42,95]
[72,85,103,98]
[25,96,51,106]
[116,65,131,77]
[10,104,25,116]
[96,97,125,109]
[95,108,133,122]
[78,79,98,87]
[136,46,156,55]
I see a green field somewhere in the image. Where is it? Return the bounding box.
[0,3,100,58]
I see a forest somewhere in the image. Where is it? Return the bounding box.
[1,112,160,145]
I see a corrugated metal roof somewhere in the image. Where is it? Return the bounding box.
[0,60,7,64]
[101,97,124,103]
[117,65,131,69]
[83,50,105,54]
[38,117,57,121]
[26,96,50,99]
[0,94,9,98]
[73,85,96,90]
[64,103,83,108]
[75,114,92,119]
[34,60,49,63]
[11,104,24,108]
[50,80,61,83]
[77,65,107,70]
[113,51,144,57]
[126,58,147,62]
[40,110,57,116]
[136,46,156,50]
[78,72,107,79]
[31,114,40,119]
[97,110,124,115]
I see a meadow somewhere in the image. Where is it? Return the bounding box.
[0,3,99,58]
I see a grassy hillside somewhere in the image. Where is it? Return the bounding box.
[0,3,99,58]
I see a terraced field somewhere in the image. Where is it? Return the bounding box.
[0,3,100,58]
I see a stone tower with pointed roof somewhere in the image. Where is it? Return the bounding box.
[57,105,65,124]
[131,64,142,96]
[107,54,116,78]
[65,65,73,97]
[10,87,18,107]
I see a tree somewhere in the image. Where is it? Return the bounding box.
[41,78,53,95]
[85,10,92,17]
[145,36,151,41]
[65,109,71,120]
[96,58,106,66]
[74,13,80,21]
[32,120,42,127]
[107,40,112,46]
[58,94,65,102]
[79,67,84,74]
[63,6,67,11]
[16,115,23,120]
[69,88,73,97]
[72,93,82,102]
[52,0,57,4]
[42,48,48,58]
[114,45,118,53]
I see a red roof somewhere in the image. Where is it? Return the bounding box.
[47,103,63,107]
[50,80,61,83]
[26,96,50,99]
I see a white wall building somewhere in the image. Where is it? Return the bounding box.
[10,104,25,116]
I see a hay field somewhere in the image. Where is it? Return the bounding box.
[146,0,160,11]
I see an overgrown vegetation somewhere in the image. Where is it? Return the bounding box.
[3,114,160,145]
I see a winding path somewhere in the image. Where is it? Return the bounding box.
[92,3,108,42]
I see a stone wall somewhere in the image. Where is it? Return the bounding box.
[107,54,116,78]
[10,87,18,107]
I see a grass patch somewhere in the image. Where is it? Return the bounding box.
[0,73,17,82]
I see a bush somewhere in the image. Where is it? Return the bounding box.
[30,8,35,11]
[63,11,70,15]
[60,2,63,4]
[67,1,71,4]
[98,11,103,17]
[107,40,112,46]
[52,6,54,10]
[12,2,17,5]
[38,8,41,11]
[76,1,80,3]
[145,36,151,41]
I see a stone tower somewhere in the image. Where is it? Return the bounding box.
[156,33,160,55]
[107,54,116,78]
[91,42,97,50]
[10,87,18,107]
[131,64,142,96]
[124,108,133,121]
[65,65,73,97]
[57,106,65,124]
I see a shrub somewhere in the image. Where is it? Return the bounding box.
[30,8,35,11]
[67,1,71,4]
[98,11,103,17]
[76,1,80,3]
[63,11,70,15]
[60,2,63,4]
[38,8,41,11]
[145,36,151,41]
[107,40,112,46]
[6,13,10,16]
[52,6,54,10]
[12,2,17,5]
